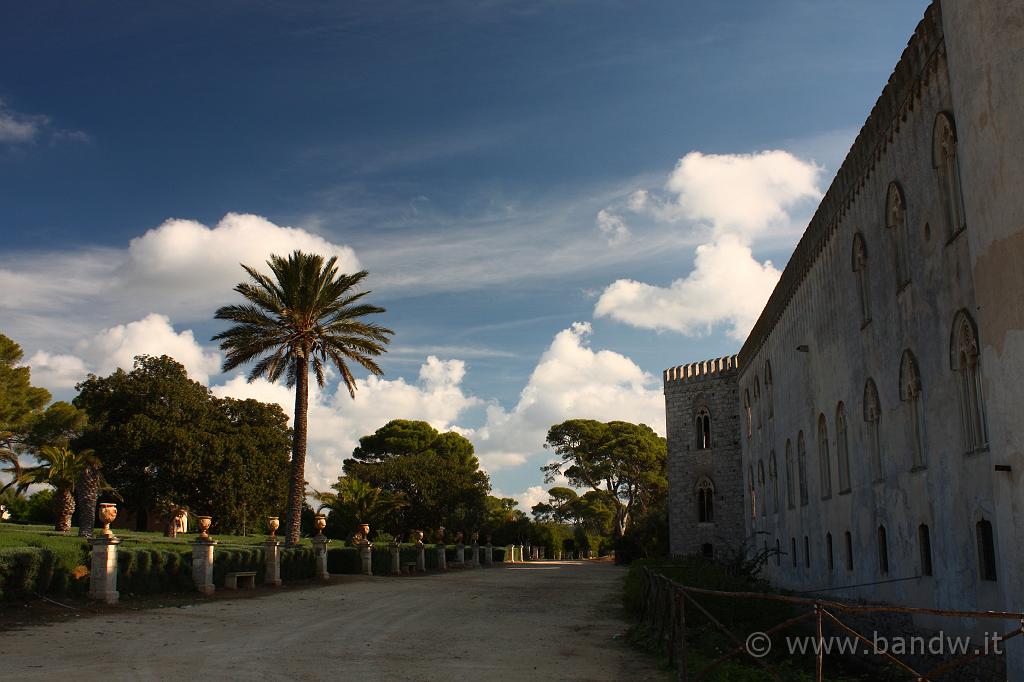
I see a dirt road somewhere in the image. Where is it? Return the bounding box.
[1,560,668,681]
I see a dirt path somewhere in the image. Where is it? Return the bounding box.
[0,560,668,681]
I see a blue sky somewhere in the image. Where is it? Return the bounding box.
[0,0,930,509]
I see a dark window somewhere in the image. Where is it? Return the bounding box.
[697,479,714,523]
[919,524,933,577]
[977,519,997,581]
[826,533,834,572]
[701,543,714,559]
[844,531,853,571]
[791,538,797,568]
[804,536,810,568]
[695,408,712,449]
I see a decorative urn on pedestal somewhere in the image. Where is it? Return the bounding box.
[471,531,479,543]
[414,530,425,545]
[315,514,327,537]
[197,515,212,541]
[98,503,118,539]
[268,516,280,539]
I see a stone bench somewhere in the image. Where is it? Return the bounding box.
[403,562,418,575]
[224,571,257,590]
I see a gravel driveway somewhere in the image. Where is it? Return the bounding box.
[1,559,668,681]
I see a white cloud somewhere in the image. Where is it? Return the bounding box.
[596,209,631,245]
[595,235,781,340]
[26,313,222,392]
[595,149,822,339]
[0,100,44,143]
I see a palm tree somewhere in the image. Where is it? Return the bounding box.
[75,461,102,537]
[213,251,393,546]
[1,445,108,532]
[312,477,408,537]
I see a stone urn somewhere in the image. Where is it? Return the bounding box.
[315,514,327,537]
[98,503,118,538]
[268,516,280,539]
[354,522,370,544]
[435,526,445,543]
[197,515,212,541]
[455,531,464,544]
[414,530,425,545]
[471,531,479,543]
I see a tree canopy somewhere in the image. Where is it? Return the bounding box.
[73,354,292,534]
[343,419,490,533]
[0,333,52,454]
[542,419,666,537]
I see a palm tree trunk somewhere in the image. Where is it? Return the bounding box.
[286,353,310,546]
[76,465,100,538]
[55,487,75,533]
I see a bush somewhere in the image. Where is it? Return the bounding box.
[213,547,266,586]
[0,547,52,599]
[280,547,315,580]
[491,546,506,562]
[326,546,361,574]
[117,548,193,594]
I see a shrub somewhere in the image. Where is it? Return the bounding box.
[280,547,315,580]
[326,547,361,574]
[213,546,267,586]
[492,546,506,562]
[0,547,52,599]
[117,548,193,594]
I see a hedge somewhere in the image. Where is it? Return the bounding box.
[326,547,361,574]
[491,546,506,562]
[281,547,316,580]
[0,547,56,600]
[117,548,193,594]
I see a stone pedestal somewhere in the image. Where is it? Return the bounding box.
[524,544,531,561]
[311,536,329,581]
[539,547,545,560]
[191,540,217,595]
[264,540,282,586]
[455,543,465,564]
[357,541,372,576]
[88,537,120,604]
[484,544,493,565]
[416,543,426,572]
[472,541,480,567]
[389,543,401,576]
[516,544,523,562]
[436,544,447,571]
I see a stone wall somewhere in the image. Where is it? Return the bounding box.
[664,356,744,559]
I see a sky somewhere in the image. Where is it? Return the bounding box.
[0,0,931,511]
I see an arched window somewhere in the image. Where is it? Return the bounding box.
[919,524,933,577]
[695,406,712,450]
[836,403,851,493]
[744,389,752,439]
[764,362,774,421]
[791,537,797,568]
[797,432,809,506]
[886,182,911,289]
[878,525,889,575]
[933,112,966,238]
[818,414,832,499]
[757,460,767,517]
[852,233,871,324]
[977,519,997,581]
[768,450,779,513]
[785,440,795,510]
[826,532,834,571]
[900,350,926,469]
[864,379,883,481]
[804,536,810,568]
[844,531,854,571]
[696,478,714,524]
[748,465,756,519]
[951,311,987,452]
[753,378,762,432]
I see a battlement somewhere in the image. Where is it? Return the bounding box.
[663,355,739,386]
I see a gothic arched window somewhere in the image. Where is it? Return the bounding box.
[768,450,779,513]
[951,311,987,452]
[748,465,756,519]
[864,379,883,481]
[852,233,871,325]
[836,402,851,493]
[818,414,832,499]
[764,362,774,421]
[797,431,809,506]
[744,389,752,439]
[933,112,966,238]
[695,406,712,450]
[696,478,714,524]
[785,439,795,510]
[886,182,911,289]
[757,460,767,517]
[900,350,926,469]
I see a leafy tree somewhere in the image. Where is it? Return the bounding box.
[344,419,490,533]
[1,445,109,532]
[543,419,667,538]
[312,476,408,540]
[74,355,291,535]
[213,251,393,546]
[484,495,530,545]
[0,333,51,454]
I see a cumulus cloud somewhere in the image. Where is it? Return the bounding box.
[27,313,222,390]
[595,149,821,339]
[0,99,90,146]
[596,209,631,246]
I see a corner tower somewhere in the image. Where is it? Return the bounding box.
[663,355,744,559]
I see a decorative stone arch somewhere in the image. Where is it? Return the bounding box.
[695,477,714,524]
[899,349,926,468]
[863,378,883,481]
[932,111,966,237]
[885,181,911,288]
[852,232,871,324]
[817,413,832,499]
[950,309,987,451]
[835,402,851,493]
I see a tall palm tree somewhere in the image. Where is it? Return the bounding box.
[213,251,393,546]
[312,477,408,537]
[75,461,102,537]
[1,445,107,532]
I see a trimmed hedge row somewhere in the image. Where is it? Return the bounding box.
[326,546,361,574]
[0,547,58,600]
[118,548,194,594]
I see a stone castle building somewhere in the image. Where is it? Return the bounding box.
[665,0,1024,674]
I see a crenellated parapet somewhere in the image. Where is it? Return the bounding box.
[663,355,739,387]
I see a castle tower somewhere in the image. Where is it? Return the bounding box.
[663,355,744,559]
